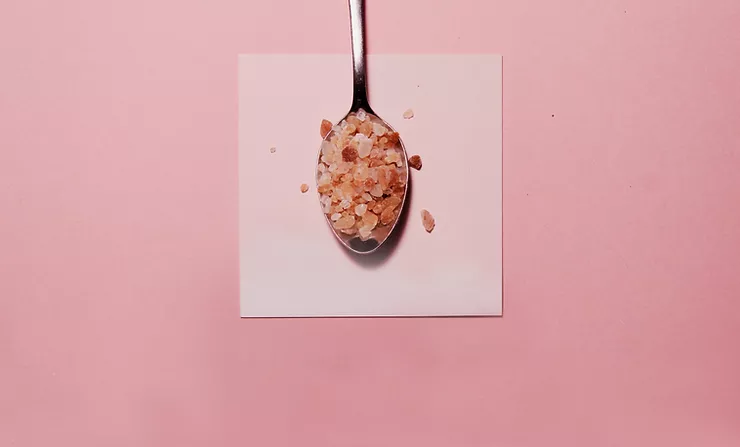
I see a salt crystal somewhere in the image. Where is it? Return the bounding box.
[333,215,355,230]
[363,212,379,229]
[320,119,333,138]
[341,183,355,199]
[403,109,414,119]
[342,146,359,162]
[321,140,335,157]
[421,209,435,232]
[398,169,408,185]
[380,207,396,225]
[336,162,351,174]
[354,134,373,158]
[358,226,372,241]
[408,154,422,170]
[385,150,401,165]
[354,203,367,216]
[320,195,332,213]
[358,122,373,136]
[370,184,383,197]
[377,167,389,190]
[383,196,402,212]
[318,173,332,186]
[354,164,368,181]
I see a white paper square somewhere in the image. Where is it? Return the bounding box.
[239,54,502,317]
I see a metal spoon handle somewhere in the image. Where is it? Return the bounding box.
[348,0,370,112]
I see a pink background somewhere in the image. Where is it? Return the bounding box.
[1,0,739,445]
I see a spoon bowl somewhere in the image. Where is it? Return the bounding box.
[316,110,409,254]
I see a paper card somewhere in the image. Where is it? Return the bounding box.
[239,54,502,317]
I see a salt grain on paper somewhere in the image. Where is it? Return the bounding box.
[421,209,435,233]
[320,119,333,138]
[403,109,414,119]
[408,154,422,170]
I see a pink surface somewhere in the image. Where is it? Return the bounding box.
[1,0,739,445]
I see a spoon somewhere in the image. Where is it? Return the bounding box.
[315,0,410,255]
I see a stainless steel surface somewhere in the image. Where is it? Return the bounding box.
[348,0,371,113]
[315,0,410,255]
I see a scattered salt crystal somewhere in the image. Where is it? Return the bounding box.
[421,209,435,232]
[403,109,414,119]
[269,147,276,153]
[300,183,309,193]
[408,154,422,170]
[320,119,333,138]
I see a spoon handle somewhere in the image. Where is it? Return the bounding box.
[348,0,370,112]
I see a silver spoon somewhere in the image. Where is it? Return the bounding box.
[315,0,409,255]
